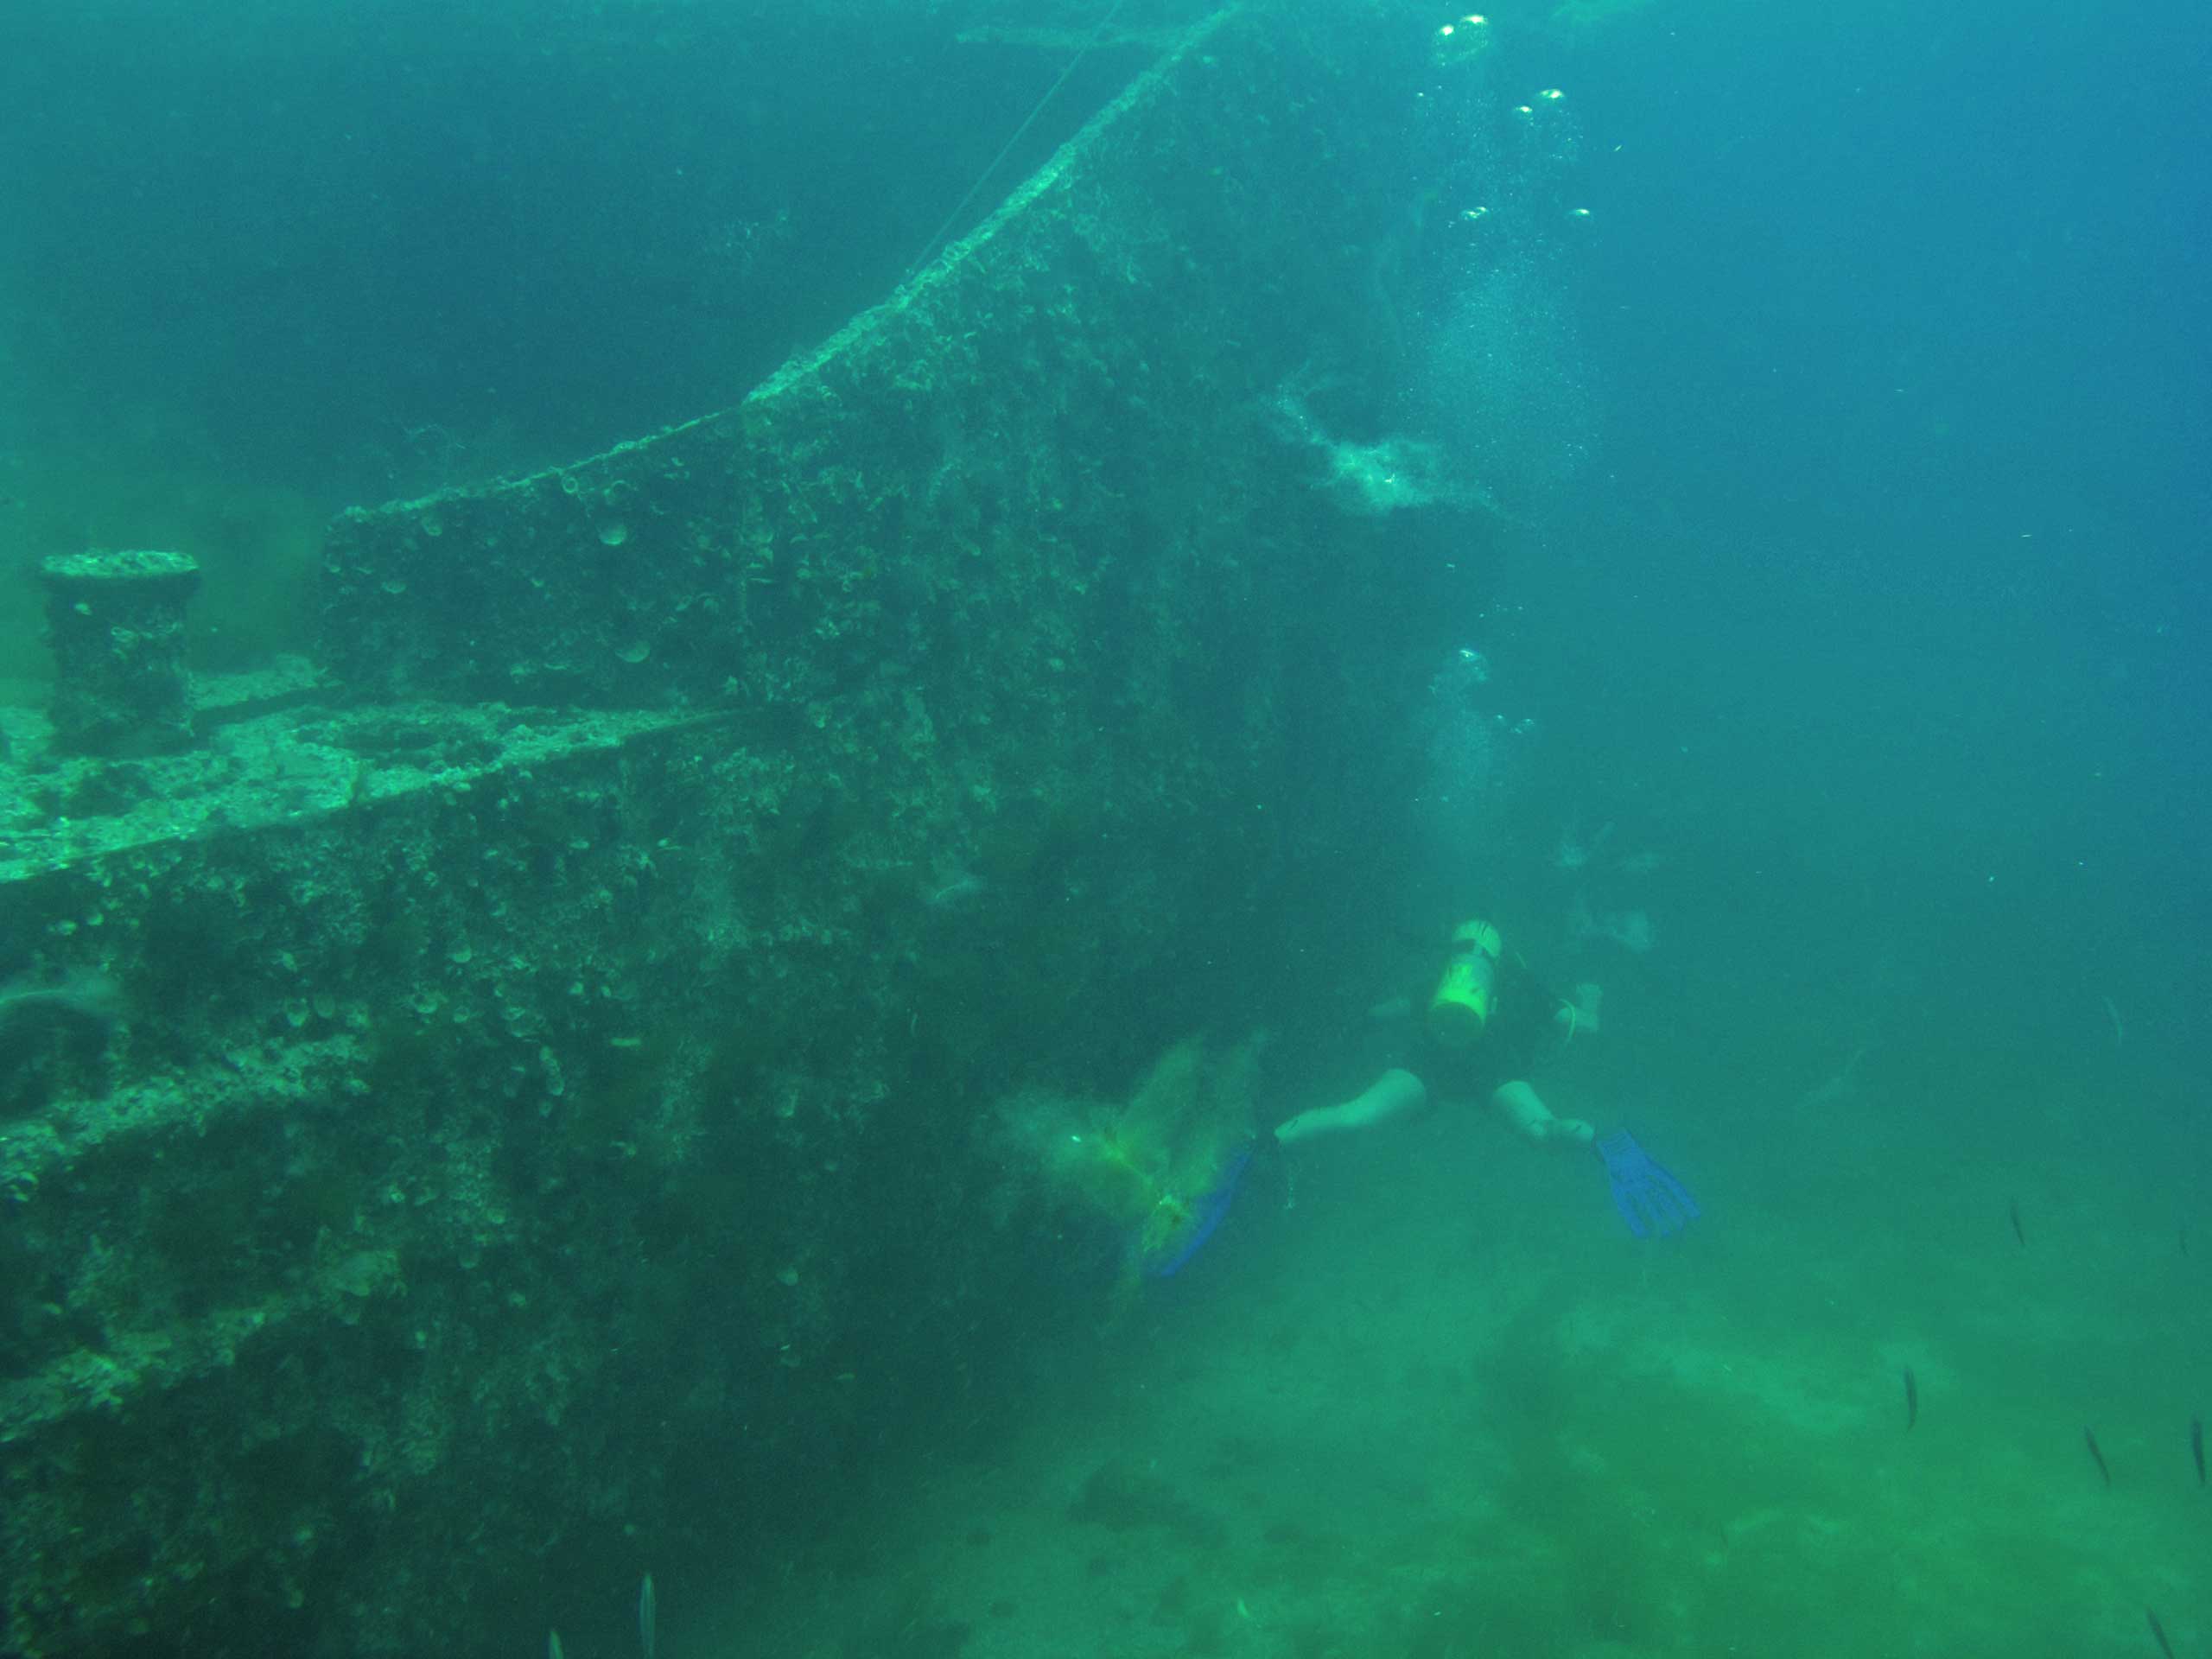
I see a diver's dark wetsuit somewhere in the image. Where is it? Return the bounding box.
[1400,952,1563,1103]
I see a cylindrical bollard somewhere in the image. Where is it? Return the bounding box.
[37,549,203,756]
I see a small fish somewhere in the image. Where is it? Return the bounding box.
[2148,1607,2176,1659]
[2008,1200,2024,1247]
[1902,1367,1918,1432]
[639,1573,657,1659]
[2084,1427,2112,1487]
[2192,1416,2204,1486]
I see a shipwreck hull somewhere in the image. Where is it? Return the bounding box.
[0,10,1471,1652]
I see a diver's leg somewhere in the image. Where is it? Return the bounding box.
[1491,1079,1594,1147]
[1274,1069,1428,1145]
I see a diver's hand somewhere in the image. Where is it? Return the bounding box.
[1491,1080,1593,1147]
[1554,982,1603,1037]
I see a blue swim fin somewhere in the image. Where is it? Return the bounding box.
[1147,1147,1253,1278]
[1596,1129,1699,1239]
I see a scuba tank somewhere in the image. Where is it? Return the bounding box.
[1427,918,1503,1047]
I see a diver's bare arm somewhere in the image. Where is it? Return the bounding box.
[1274,1069,1428,1144]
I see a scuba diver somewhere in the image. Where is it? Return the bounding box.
[1270,919,1698,1239]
